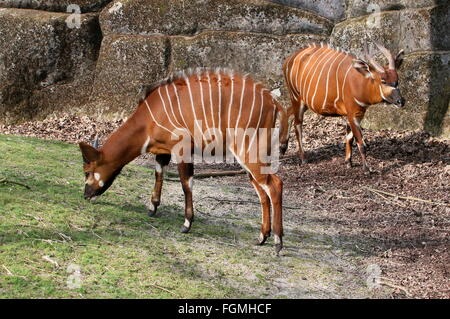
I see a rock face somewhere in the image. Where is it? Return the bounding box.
[89,34,170,117]
[0,0,448,137]
[100,0,333,36]
[270,0,346,21]
[0,8,101,123]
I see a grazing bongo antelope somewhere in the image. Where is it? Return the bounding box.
[283,41,405,172]
[79,68,288,254]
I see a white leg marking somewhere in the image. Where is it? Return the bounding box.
[183,218,191,228]
[94,173,101,181]
[155,162,163,173]
[274,234,281,245]
[346,131,354,141]
[141,136,151,155]
[188,176,194,190]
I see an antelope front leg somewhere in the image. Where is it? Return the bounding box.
[250,175,271,245]
[148,154,171,217]
[177,162,194,233]
[344,121,355,168]
[348,117,370,172]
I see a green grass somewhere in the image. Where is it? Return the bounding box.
[0,135,374,299]
[0,135,258,298]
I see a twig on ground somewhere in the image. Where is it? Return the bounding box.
[148,283,179,297]
[364,187,449,207]
[42,255,59,268]
[2,264,13,276]
[0,179,31,189]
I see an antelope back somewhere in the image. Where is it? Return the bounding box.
[284,44,360,114]
[140,69,282,158]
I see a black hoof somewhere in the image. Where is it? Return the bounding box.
[279,144,288,156]
[345,160,352,168]
[301,159,308,165]
[255,233,269,246]
[148,209,157,217]
[181,225,191,233]
[363,165,372,175]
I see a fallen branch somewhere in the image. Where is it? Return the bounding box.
[199,196,303,210]
[364,187,449,207]
[380,279,412,297]
[0,179,31,189]
[166,169,246,179]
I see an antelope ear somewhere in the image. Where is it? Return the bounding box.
[79,142,101,163]
[395,49,404,70]
[352,59,373,78]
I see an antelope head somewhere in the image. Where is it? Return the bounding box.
[79,136,122,201]
[353,40,405,108]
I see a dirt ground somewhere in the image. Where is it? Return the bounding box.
[1,113,449,299]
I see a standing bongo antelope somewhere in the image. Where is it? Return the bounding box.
[79,68,288,254]
[283,41,405,172]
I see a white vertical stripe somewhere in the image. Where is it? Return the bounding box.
[244,83,257,134]
[165,85,183,128]
[341,64,353,104]
[311,50,340,111]
[206,72,216,130]
[185,75,207,144]
[300,46,324,98]
[171,83,192,137]
[197,74,211,136]
[216,71,222,132]
[248,89,264,154]
[306,48,335,109]
[227,73,235,131]
[291,46,315,97]
[235,76,247,129]
[158,87,182,130]
[333,54,350,108]
[322,51,344,110]
[144,100,174,135]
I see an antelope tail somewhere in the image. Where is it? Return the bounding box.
[274,100,289,155]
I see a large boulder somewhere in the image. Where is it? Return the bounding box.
[362,52,450,137]
[330,5,449,56]
[100,0,333,36]
[0,8,101,124]
[344,0,448,19]
[0,0,112,13]
[88,34,170,117]
[269,0,346,21]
